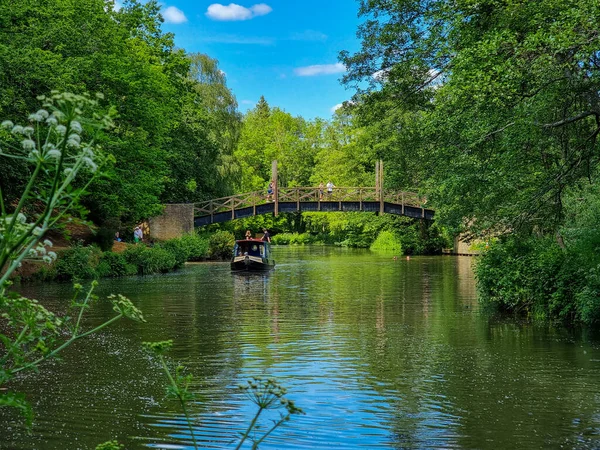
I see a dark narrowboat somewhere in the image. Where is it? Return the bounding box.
[231,239,275,272]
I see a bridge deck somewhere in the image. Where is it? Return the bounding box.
[194,187,434,226]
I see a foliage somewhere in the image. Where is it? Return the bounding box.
[54,244,102,281]
[122,244,177,275]
[271,232,321,245]
[0,95,147,427]
[475,236,573,321]
[96,252,137,278]
[95,226,116,252]
[161,233,210,265]
[341,0,600,236]
[208,231,235,259]
[0,0,240,224]
[370,230,402,253]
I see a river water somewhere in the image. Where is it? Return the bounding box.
[2,247,600,449]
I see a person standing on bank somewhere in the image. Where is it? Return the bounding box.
[262,228,271,243]
[133,226,143,244]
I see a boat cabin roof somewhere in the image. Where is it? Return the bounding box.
[236,239,267,245]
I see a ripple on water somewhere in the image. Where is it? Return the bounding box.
[3,250,600,449]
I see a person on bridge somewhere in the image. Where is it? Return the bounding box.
[318,182,324,200]
[326,180,335,197]
[266,180,274,202]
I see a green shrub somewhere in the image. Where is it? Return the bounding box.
[96,252,137,277]
[370,230,402,252]
[54,244,102,281]
[271,233,292,245]
[123,245,178,275]
[161,239,189,267]
[208,231,235,259]
[475,236,571,320]
[180,233,209,260]
[95,226,116,252]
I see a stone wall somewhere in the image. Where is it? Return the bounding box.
[453,235,482,255]
[148,204,194,241]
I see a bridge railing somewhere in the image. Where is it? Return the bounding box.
[194,186,425,217]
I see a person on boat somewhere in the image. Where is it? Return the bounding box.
[245,229,252,240]
[262,228,271,243]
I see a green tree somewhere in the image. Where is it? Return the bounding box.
[341,0,600,236]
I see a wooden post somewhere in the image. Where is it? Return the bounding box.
[272,160,278,216]
[375,160,380,202]
[401,192,405,215]
[379,159,384,215]
[210,201,214,224]
[296,187,300,212]
[359,187,363,211]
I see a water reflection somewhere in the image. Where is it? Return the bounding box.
[2,248,600,449]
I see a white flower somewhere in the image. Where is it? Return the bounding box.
[46,116,58,126]
[43,255,52,264]
[32,226,43,236]
[82,147,94,157]
[68,134,81,144]
[1,120,14,129]
[70,121,82,134]
[28,113,43,122]
[67,137,80,148]
[48,251,57,260]
[22,139,35,150]
[28,149,40,159]
[37,246,47,256]
[11,125,24,135]
[29,249,38,257]
[43,239,53,247]
[23,126,34,136]
[17,213,27,223]
[36,109,49,119]
[55,125,67,135]
[64,167,73,176]
[82,156,97,173]
[46,149,61,160]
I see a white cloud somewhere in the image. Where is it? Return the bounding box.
[290,30,328,42]
[206,3,272,21]
[163,6,187,24]
[330,103,343,113]
[294,63,346,77]
[250,3,272,16]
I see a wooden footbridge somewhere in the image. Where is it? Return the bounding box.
[193,189,434,227]
[193,160,434,226]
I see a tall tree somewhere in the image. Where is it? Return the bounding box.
[341,0,600,235]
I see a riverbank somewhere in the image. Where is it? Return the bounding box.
[11,231,236,282]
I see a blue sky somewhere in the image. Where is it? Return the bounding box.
[154,1,363,119]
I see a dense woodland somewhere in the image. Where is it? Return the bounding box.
[2,0,600,323]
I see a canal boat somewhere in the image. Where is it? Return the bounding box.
[231,239,275,272]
